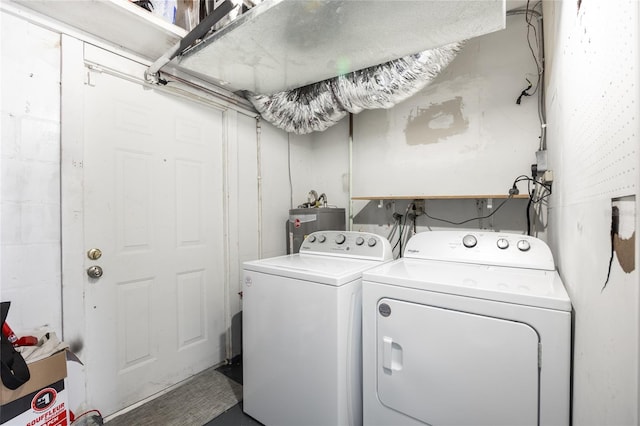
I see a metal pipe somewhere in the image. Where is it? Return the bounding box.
[256,117,263,258]
[348,113,354,231]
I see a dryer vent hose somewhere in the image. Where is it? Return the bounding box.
[246,42,463,134]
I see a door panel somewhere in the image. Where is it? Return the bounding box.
[376,298,539,426]
[83,70,225,415]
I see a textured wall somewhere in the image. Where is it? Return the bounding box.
[308,12,544,237]
[1,12,62,333]
[544,0,639,424]
[350,13,541,198]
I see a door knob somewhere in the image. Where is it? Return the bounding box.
[87,265,103,279]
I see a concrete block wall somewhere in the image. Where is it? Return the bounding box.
[1,12,62,334]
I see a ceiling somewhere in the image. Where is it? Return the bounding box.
[12,0,508,95]
[175,0,507,94]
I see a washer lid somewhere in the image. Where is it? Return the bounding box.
[363,258,571,311]
[243,254,387,286]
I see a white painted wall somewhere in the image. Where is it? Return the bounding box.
[0,12,62,335]
[352,13,541,198]
[0,6,296,413]
[7,1,639,423]
[308,13,543,240]
[544,0,639,424]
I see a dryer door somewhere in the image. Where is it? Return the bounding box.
[376,298,540,426]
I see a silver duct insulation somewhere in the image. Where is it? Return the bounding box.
[246,42,462,134]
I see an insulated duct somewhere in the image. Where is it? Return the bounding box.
[246,42,463,134]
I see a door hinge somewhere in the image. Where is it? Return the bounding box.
[538,342,542,368]
[85,64,103,87]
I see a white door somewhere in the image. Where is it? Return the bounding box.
[376,298,540,426]
[82,71,226,415]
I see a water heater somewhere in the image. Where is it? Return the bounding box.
[286,208,346,254]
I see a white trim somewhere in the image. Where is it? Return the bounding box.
[1,1,257,116]
[1,1,154,66]
[60,34,88,404]
[222,109,240,359]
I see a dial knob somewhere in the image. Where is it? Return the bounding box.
[497,238,509,249]
[318,235,326,243]
[517,239,531,252]
[462,234,477,248]
[308,235,316,243]
[367,238,377,247]
[335,234,346,244]
[355,236,365,246]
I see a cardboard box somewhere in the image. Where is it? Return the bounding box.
[1,350,69,426]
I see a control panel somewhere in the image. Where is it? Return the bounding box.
[403,231,555,270]
[300,231,393,261]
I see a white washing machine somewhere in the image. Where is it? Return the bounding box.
[242,230,392,426]
[362,231,571,426]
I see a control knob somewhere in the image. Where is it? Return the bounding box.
[517,239,531,252]
[367,238,377,247]
[462,234,477,248]
[318,235,326,243]
[308,235,316,243]
[355,236,365,246]
[335,234,346,245]
[497,238,509,249]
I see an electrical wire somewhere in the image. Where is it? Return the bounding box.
[421,174,551,229]
[70,409,103,425]
[512,175,552,203]
[526,196,533,236]
[287,133,293,209]
[391,218,402,256]
[387,221,399,242]
[390,203,414,258]
[507,1,547,150]
[423,197,513,226]
[511,174,552,235]
[524,0,542,97]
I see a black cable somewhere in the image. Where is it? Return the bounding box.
[398,217,403,256]
[423,196,513,226]
[399,208,409,257]
[398,203,413,257]
[508,1,546,149]
[511,174,552,235]
[512,175,552,202]
[391,214,403,253]
[526,196,533,236]
[516,78,533,105]
[421,175,550,228]
[602,206,619,292]
[391,203,413,258]
[524,0,542,97]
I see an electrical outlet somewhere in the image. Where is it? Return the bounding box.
[542,170,553,183]
[413,200,425,216]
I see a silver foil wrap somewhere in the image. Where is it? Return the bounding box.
[247,42,462,134]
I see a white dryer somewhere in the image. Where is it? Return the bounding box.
[362,231,571,426]
[242,231,392,426]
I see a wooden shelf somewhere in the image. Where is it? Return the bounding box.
[352,195,530,200]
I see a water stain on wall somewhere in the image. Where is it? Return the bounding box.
[404,96,469,145]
